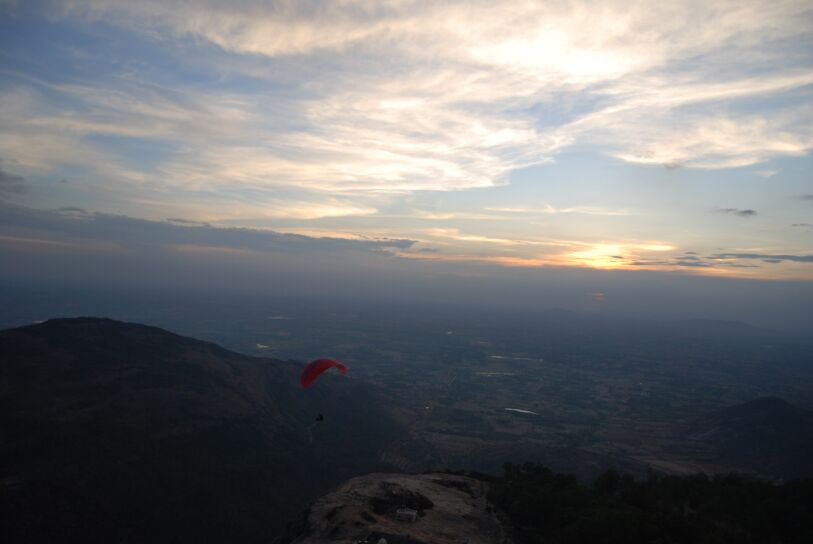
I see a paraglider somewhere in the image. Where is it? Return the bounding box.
[300,358,347,388]
[301,359,346,443]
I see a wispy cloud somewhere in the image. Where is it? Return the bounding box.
[485,204,631,216]
[709,252,813,263]
[715,207,758,217]
[401,233,682,271]
[0,204,414,255]
[1,0,810,219]
[631,257,761,270]
[0,0,811,284]
[564,243,675,269]
[0,164,27,197]
[397,241,813,280]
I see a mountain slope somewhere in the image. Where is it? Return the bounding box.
[0,318,403,543]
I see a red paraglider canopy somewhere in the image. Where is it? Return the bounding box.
[300,358,347,388]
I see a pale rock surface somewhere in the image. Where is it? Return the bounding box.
[290,473,511,544]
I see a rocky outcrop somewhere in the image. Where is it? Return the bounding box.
[286,473,511,544]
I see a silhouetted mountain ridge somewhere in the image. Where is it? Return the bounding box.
[0,317,403,543]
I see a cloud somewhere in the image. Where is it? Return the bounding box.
[485,204,631,216]
[0,204,415,255]
[404,247,783,276]
[0,0,808,215]
[792,223,813,228]
[629,256,770,270]
[709,252,813,263]
[400,236,684,272]
[610,247,813,274]
[422,228,563,247]
[0,165,27,197]
[798,194,813,201]
[57,206,89,214]
[716,208,758,217]
[675,259,713,267]
[632,259,714,268]
[607,110,813,169]
[166,217,211,226]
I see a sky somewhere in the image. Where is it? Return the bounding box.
[1,1,812,329]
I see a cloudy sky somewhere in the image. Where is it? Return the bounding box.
[1,0,812,313]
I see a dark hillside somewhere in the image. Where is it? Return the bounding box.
[0,318,402,543]
[686,397,813,480]
[488,463,813,544]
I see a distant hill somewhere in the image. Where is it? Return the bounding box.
[0,318,403,543]
[686,397,813,480]
[667,318,769,337]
